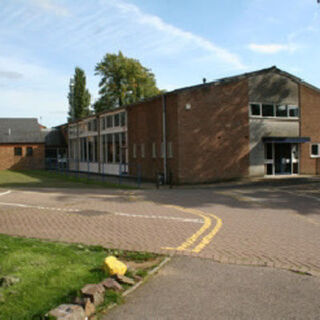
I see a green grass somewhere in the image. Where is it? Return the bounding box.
[0,170,134,189]
[0,234,157,320]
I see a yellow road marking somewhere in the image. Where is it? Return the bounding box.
[162,205,222,253]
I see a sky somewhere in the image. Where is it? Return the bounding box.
[0,0,319,127]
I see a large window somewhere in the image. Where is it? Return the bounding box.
[311,144,320,158]
[94,136,98,162]
[114,114,120,127]
[102,135,107,163]
[120,112,126,127]
[80,138,87,162]
[115,133,120,163]
[88,138,93,162]
[106,116,113,128]
[250,103,299,119]
[121,133,127,164]
[152,142,156,158]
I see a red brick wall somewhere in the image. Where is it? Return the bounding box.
[176,79,250,183]
[127,94,179,182]
[300,84,320,175]
[0,144,45,170]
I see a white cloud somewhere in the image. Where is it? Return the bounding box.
[248,43,298,54]
[108,0,245,69]
[29,0,69,16]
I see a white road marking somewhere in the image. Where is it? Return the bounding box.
[0,190,11,197]
[114,212,204,224]
[0,201,80,212]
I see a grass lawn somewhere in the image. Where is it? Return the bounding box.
[0,234,158,320]
[0,170,134,189]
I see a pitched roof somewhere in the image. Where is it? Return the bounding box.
[0,118,44,144]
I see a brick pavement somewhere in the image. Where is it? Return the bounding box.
[0,183,319,276]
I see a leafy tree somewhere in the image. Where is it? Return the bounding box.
[94,51,161,112]
[68,67,91,122]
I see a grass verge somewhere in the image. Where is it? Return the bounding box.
[0,170,134,189]
[0,234,159,320]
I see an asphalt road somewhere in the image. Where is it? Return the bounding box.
[103,256,320,320]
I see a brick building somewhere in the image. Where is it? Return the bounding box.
[67,66,320,184]
[0,118,45,170]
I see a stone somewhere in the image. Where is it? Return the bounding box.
[84,298,95,317]
[81,284,105,306]
[132,274,143,282]
[47,304,85,320]
[73,296,85,307]
[0,276,20,288]
[100,278,123,291]
[115,274,135,285]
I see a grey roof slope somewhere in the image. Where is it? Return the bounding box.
[42,128,67,147]
[0,118,44,143]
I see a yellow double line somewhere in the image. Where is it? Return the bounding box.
[162,205,222,253]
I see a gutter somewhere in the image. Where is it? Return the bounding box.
[162,94,167,184]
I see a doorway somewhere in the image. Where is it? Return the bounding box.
[264,143,299,175]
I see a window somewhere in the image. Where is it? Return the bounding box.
[93,119,97,131]
[120,112,126,127]
[250,104,261,116]
[167,142,173,158]
[14,147,22,156]
[26,147,33,157]
[133,144,136,159]
[161,142,165,158]
[311,144,320,158]
[152,142,156,158]
[87,121,91,131]
[106,115,113,128]
[80,138,87,161]
[288,105,299,118]
[107,134,114,163]
[88,138,93,162]
[262,104,274,117]
[115,133,120,163]
[101,117,106,130]
[141,143,145,158]
[114,114,120,127]
[94,136,98,162]
[121,133,127,163]
[102,135,107,163]
[276,105,287,117]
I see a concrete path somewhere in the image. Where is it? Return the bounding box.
[103,256,320,320]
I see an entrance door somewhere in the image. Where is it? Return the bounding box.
[274,143,292,174]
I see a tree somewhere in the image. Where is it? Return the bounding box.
[94,51,161,112]
[68,67,91,122]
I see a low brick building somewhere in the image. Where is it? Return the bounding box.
[67,66,320,184]
[0,118,45,170]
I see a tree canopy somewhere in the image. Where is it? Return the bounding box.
[68,67,91,122]
[94,51,161,113]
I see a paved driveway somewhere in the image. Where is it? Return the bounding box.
[0,179,319,276]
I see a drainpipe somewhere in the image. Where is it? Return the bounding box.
[162,94,167,184]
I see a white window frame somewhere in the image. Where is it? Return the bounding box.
[310,143,320,158]
[249,102,300,119]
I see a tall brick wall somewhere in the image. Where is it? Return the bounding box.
[176,79,250,183]
[127,94,179,182]
[0,144,45,170]
[300,84,320,175]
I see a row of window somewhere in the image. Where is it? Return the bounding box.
[101,112,126,131]
[132,142,173,159]
[250,103,299,118]
[14,146,33,157]
[74,133,127,164]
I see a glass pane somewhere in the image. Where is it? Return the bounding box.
[107,116,113,128]
[120,112,126,126]
[250,104,260,116]
[311,144,319,156]
[114,114,120,127]
[265,143,273,160]
[289,106,299,117]
[262,104,274,117]
[293,163,298,174]
[266,163,273,175]
[115,133,120,163]
[276,105,287,117]
[107,134,113,163]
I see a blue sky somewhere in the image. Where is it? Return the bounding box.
[0,0,319,127]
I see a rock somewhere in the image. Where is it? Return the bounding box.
[104,256,127,276]
[84,298,95,317]
[100,278,123,291]
[115,274,135,285]
[47,304,85,320]
[81,284,105,306]
[73,296,85,307]
[132,274,143,282]
[0,276,20,288]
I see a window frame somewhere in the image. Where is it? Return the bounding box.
[249,102,300,119]
[14,147,22,156]
[310,143,320,158]
[26,147,33,157]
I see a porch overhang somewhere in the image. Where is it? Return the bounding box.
[262,137,310,144]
